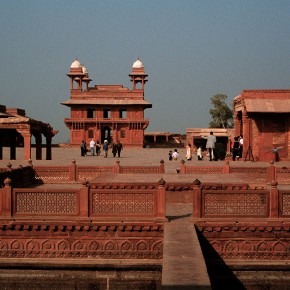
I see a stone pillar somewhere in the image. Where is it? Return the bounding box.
[234,110,240,137]
[35,132,42,160]
[192,179,202,219]
[267,161,276,183]
[159,160,165,174]
[242,111,250,158]
[79,179,89,219]
[2,178,12,218]
[46,135,52,160]
[223,160,230,173]
[113,124,118,143]
[115,160,121,173]
[70,77,74,90]
[22,132,32,160]
[70,160,77,182]
[156,178,167,221]
[269,180,279,218]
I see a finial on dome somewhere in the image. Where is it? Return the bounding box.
[132,58,144,69]
[70,58,82,69]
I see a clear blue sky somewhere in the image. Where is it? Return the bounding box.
[0,0,289,143]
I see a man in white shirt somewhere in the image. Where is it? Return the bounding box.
[202,132,216,161]
[172,149,180,160]
[89,139,95,156]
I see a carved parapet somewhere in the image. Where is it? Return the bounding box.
[0,221,164,260]
[195,222,290,261]
[192,179,201,219]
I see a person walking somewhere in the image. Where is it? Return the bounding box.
[186,143,193,160]
[232,136,240,161]
[96,140,101,156]
[103,140,109,158]
[89,139,95,156]
[116,140,123,158]
[168,150,173,161]
[112,143,117,157]
[80,140,86,156]
[202,131,216,161]
[197,146,203,160]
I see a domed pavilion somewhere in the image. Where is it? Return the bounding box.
[61,58,152,147]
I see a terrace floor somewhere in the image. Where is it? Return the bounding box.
[2,146,289,190]
[1,146,289,288]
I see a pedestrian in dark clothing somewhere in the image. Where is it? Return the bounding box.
[112,143,117,157]
[169,150,173,161]
[96,140,101,156]
[116,140,123,158]
[232,137,240,161]
[80,140,86,156]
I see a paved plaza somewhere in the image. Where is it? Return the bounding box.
[1,146,289,186]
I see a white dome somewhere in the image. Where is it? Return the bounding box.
[132,59,144,68]
[70,59,81,68]
[81,65,88,74]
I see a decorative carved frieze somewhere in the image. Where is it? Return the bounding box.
[196,223,289,260]
[0,222,164,260]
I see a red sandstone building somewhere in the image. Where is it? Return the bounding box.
[233,89,290,161]
[0,105,57,160]
[62,58,152,147]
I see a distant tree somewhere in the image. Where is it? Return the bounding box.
[209,94,234,128]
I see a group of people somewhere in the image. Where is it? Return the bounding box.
[168,149,180,160]
[167,131,225,161]
[80,139,123,158]
[168,144,203,161]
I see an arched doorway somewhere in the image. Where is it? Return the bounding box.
[101,126,112,144]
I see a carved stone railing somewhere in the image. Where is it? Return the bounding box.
[280,190,290,217]
[1,178,167,222]
[193,179,290,263]
[276,167,290,184]
[0,160,164,186]
[178,161,290,184]
[191,180,287,219]
[0,178,166,262]
[179,160,227,174]
[0,160,288,187]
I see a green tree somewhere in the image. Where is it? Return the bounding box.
[209,94,234,128]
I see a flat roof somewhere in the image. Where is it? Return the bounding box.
[244,99,290,113]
